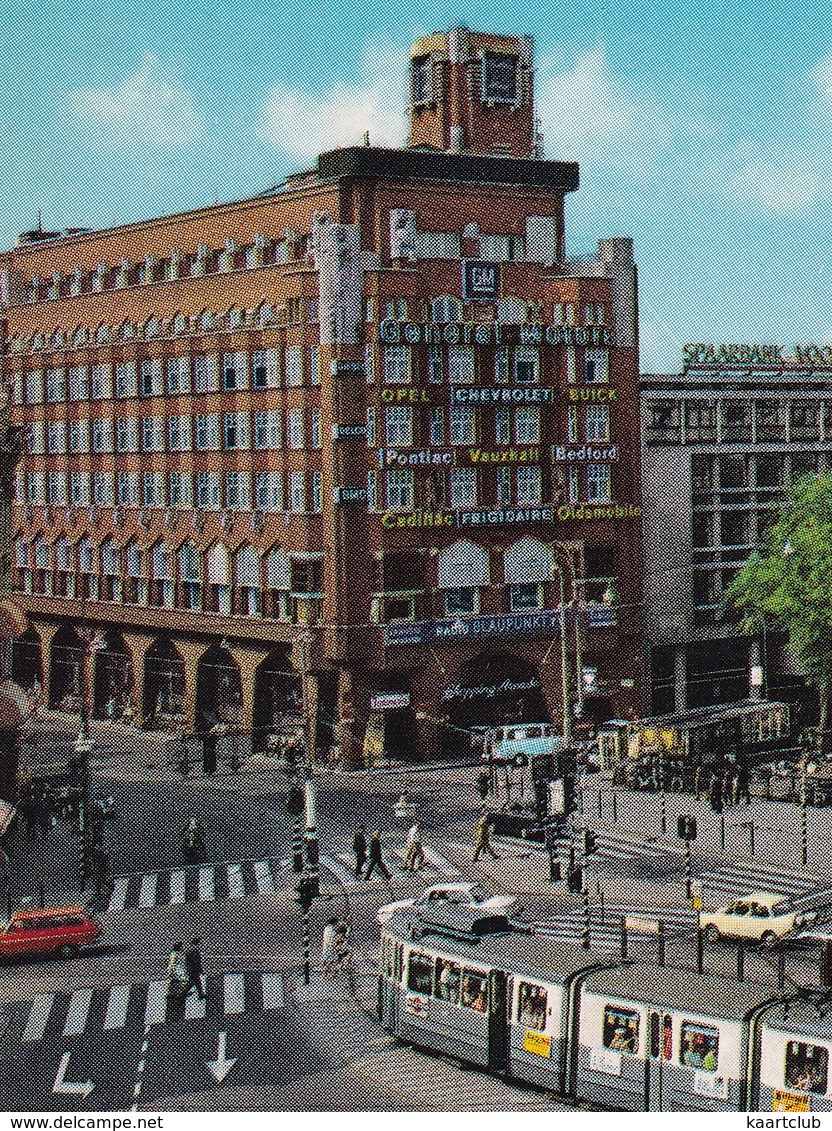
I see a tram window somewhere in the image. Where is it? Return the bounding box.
[407,951,434,995]
[603,1007,640,1053]
[517,983,547,1030]
[435,959,461,1004]
[461,971,488,1012]
[680,1022,719,1071]
[785,1041,829,1094]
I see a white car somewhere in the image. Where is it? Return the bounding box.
[699,892,817,947]
[376,882,520,925]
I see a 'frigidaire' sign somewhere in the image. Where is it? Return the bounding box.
[379,321,613,347]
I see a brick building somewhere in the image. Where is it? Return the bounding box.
[2,27,644,765]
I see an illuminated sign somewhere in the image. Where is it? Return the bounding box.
[332,423,367,441]
[462,260,501,301]
[379,504,641,529]
[379,321,613,347]
[370,692,411,710]
[684,342,832,366]
[441,677,540,702]
[330,359,366,376]
[334,487,368,504]
[381,511,454,528]
[567,388,617,402]
[378,387,434,404]
[451,387,553,404]
[386,607,616,645]
[552,445,619,461]
[379,449,455,468]
[462,446,540,464]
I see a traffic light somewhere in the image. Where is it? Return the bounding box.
[582,830,597,856]
[677,815,698,841]
[287,786,305,816]
[709,789,723,814]
[567,866,583,893]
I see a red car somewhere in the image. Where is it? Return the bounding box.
[0,907,101,961]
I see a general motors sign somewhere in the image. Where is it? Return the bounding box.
[462,260,501,301]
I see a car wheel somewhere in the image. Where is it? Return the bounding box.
[704,925,721,943]
[58,944,78,959]
[761,931,778,949]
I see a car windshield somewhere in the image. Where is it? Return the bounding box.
[468,888,488,903]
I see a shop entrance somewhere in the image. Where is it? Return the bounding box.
[441,654,549,759]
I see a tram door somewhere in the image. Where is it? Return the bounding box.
[488,971,509,1073]
[646,1011,672,1110]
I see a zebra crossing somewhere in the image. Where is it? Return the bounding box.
[105,858,278,914]
[14,972,285,1045]
[696,860,822,899]
[318,846,463,889]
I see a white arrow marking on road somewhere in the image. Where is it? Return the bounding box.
[53,1052,95,1099]
[205,1031,237,1083]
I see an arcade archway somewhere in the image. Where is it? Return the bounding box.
[92,632,134,719]
[143,638,186,728]
[11,628,42,691]
[48,625,84,711]
[194,646,242,731]
[441,653,549,758]
[252,648,301,743]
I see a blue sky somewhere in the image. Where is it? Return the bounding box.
[4,0,832,371]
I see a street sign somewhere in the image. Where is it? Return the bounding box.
[624,915,662,935]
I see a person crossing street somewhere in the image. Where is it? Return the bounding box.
[183,937,206,1000]
[364,830,392,883]
[353,825,367,879]
[473,815,499,861]
[404,821,425,871]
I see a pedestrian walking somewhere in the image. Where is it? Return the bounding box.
[364,830,391,882]
[404,822,425,871]
[473,815,499,861]
[166,941,187,1006]
[183,937,206,1000]
[352,825,367,879]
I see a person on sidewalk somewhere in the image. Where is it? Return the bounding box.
[404,822,425,871]
[473,815,499,861]
[183,937,206,1000]
[353,825,367,879]
[364,830,392,882]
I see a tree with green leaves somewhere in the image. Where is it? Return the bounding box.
[723,473,832,745]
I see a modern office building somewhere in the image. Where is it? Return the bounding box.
[642,349,832,716]
[2,27,643,764]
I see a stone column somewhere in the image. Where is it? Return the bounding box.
[120,632,152,722]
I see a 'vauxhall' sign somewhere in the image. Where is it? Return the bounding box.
[462,260,501,301]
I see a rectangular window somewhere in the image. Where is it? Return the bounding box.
[92,418,113,453]
[460,970,488,1012]
[494,347,509,384]
[514,348,539,384]
[224,412,249,450]
[289,471,305,512]
[386,469,414,510]
[117,472,139,506]
[285,346,302,386]
[115,419,138,452]
[483,50,518,101]
[70,473,90,505]
[310,409,322,448]
[367,470,378,510]
[495,407,510,445]
[93,472,114,504]
[27,422,44,454]
[449,406,476,445]
[509,583,541,611]
[785,1042,828,1095]
[251,348,279,389]
[194,414,220,450]
[167,416,192,451]
[448,346,475,384]
[69,420,89,454]
[514,406,540,443]
[429,408,445,445]
[25,370,44,404]
[254,411,282,449]
[68,367,89,401]
[255,472,283,511]
[48,472,67,504]
[142,471,164,507]
[587,464,611,503]
[444,588,478,616]
[496,466,511,505]
[27,472,45,503]
[195,472,221,509]
[225,472,250,509]
[46,368,66,403]
[166,356,191,394]
[428,346,443,383]
[383,345,411,384]
[385,406,413,447]
[193,355,219,393]
[517,984,548,1031]
[365,344,375,383]
[435,958,462,1003]
[585,405,610,442]
[114,363,138,398]
[222,351,247,390]
[567,407,579,443]
[46,422,66,454]
[366,408,377,448]
[603,1007,640,1054]
[140,359,163,396]
[407,952,433,995]
[516,466,542,504]
[312,471,322,512]
[680,1022,719,1073]
[585,349,609,384]
[309,345,320,386]
[141,417,163,452]
[168,472,192,508]
[287,408,304,449]
[91,364,112,399]
[450,468,477,507]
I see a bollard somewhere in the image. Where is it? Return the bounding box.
[696,925,704,974]
[620,915,628,959]
[657,921,666,966]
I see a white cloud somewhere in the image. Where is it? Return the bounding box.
[258,41,407,160]
[69,55,203,147]
[724,154,821,213]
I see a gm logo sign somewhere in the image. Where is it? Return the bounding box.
[462,260,501,301]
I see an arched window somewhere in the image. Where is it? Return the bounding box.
[258,303,275,327]
[55,538,70,570]
[78,537,95,573]
[198,310,215,332]
[31,333,44,351]
[172,312,189,336]
[101,539,119,575]
[178,541,202,610]
[265,546,291,619]
[15,539,29,568]
[95,324,111,343]
[33,537,50,570]
[151,542,171,579]
[150,542,173,608]
[72,326,89,345]
[118,321,135,340]
[227,306,244,329]
[503,538,555,583]
[431,296,463,323]
[437,540,489,617]
[497,296,528,324]
[125,542,144,577]
[206,543,230,614]
[144,316,162,339]
[51,328,66,348]
[33,536,51,595]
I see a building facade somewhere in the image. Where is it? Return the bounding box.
[2,27,644,764]
[641,349,832,716]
